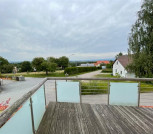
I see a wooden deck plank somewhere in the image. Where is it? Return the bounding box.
[114,106,147,133]
[36,102,153,134]
[120,106,152,133]
[107,105,140,134]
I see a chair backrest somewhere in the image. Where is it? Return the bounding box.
[109,82,139,106]
[56,81,81,103]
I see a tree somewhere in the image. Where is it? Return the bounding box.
[32,57,45,71]
[0,56,10,73]
[128,0,153,77]
[115,52,123,59]
[21,61,32,72]
[47,57,56,63]
[1,64,14,73]
[106,61,113,69]
[58,56,69,69]
[41,61,57,75]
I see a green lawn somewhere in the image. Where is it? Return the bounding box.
[101,68,112,73]
[96,73,118,78]
[0,71,65,78]
[81,73,153,95]
[0,70,99,78]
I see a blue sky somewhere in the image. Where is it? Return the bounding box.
[0,0,142,61]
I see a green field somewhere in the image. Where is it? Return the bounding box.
[0,71,65,78]
[0,70,99,78]
[81,73,153,95]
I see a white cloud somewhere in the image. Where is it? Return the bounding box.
[0,0,142,61]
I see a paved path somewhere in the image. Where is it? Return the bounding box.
[0,78,43,106]
[76,70,101,78]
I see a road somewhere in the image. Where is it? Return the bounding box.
[76,70,101,78]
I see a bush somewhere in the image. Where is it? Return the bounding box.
[101,68,112,73]
[64,67,97,75]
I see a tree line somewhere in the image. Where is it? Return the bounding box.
[128,0,153,78]
[0,56,69,75]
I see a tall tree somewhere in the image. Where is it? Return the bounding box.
[41,61,57,75]
[58,56,69,69]
[1,64,14,73]
[115,52,123,59]
[0,56,9,73]
[21,61,32,72]
[128,0,153,78]
[47,57,56,63]
[32,57,45,71]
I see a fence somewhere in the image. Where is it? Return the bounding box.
[0,77,153,134]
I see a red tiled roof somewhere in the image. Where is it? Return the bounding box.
[96,61,110,64]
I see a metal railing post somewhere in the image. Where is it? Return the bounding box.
[79,81,82,103]
[138,82,141,107]
[43,84,47,107]
[108,81,110,105]
[30,97,35,134]
[55,80,57,102]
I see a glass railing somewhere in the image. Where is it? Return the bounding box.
[0,81,46,134]
[0,77,153,134]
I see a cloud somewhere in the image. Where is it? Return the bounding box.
[0,0,142,61]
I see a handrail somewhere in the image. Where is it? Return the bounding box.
[0,77,153,127]
[0,78,47,127]
[47,77,153,82]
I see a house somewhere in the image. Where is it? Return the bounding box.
[113,55,135,78]
[94,61,110,67]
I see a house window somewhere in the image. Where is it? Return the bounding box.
[121,71,122,74]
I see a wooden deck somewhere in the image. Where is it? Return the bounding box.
[37,102,153,134]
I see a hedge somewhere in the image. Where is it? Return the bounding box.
[101,68,112,73]
[64,67,97,75]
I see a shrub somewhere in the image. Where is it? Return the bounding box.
[101,68,112,73]
[64,67,97,75]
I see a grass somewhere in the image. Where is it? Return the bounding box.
[96,73,118,78]
[80,73,153,95]
[81,81,108,95]
[0,69,99,78]
[101,68,112,73]
[0,71,65,78]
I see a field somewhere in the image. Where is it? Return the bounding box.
[81,73,153,95]
[0,71,65,78]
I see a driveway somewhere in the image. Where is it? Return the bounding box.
[76,70,101,78]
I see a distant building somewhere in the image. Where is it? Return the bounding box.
[80,63,95,67]
[94,61,110,67]
[113,55,135,78]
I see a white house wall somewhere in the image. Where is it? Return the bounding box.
[113,60,127,77]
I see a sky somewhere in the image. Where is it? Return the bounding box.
[0,0,142,61]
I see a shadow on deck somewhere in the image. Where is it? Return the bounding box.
[37,102,153,134]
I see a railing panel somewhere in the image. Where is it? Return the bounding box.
[56,82,80,103]
[0,99,33,134]
[32,86,46,131]
[109,82,138,106]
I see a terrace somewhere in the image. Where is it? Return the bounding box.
[0,77,153,134]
